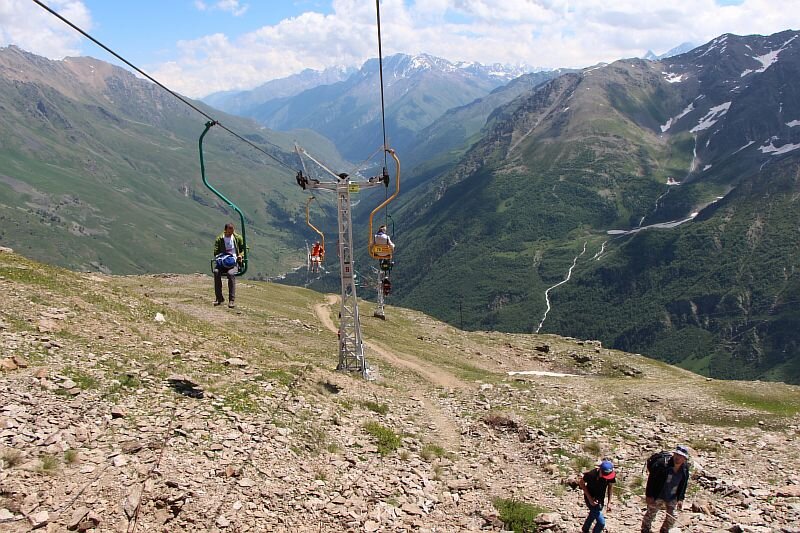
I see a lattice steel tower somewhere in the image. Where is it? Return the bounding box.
[295,146,399,378]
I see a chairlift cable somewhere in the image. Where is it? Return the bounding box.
[375,0,391,227]
[31,0,294,173]
[296,145,342,180]
[375,0,389,168]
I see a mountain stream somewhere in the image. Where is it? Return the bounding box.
[535,241,587,333]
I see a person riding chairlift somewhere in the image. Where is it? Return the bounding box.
[311,241,324,273]
[373,225,394,257]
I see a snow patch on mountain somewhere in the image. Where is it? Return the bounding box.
[759,139,800,155]
[662,72,687,83]
[741,35,798,77]
[661,103,695,132]
[690,102,731,133]
[697,35,727,59]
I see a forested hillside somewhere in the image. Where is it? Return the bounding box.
[388,31,800,383]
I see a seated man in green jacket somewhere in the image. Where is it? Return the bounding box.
[213,222,244,308]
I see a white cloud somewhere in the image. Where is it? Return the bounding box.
[0,0,91,59]
[196,1,249,17]
[4,0,800,97]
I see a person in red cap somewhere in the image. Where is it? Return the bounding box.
[578,459,616,532]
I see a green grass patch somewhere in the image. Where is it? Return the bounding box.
[256,369,296,387]
[63,367,99,390]
[493,498,547,532]
[588,417,614,429]
[222,382,261,413]
[104,373,142,400]
[719,388,800,416]
[363,421,401,456]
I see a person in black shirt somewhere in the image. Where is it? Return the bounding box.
[578,459,616,532]
[642,445,690,533]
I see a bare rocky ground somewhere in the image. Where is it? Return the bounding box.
[1,248,800,532]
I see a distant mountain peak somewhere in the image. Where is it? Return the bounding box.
[642,42,698,61]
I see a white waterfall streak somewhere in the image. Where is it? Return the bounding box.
[535,242,587,334]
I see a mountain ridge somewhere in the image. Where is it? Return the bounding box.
[385,30,800,383]
[236,53,541,161]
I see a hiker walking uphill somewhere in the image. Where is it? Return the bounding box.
[578,459,616,532]
[213,222,244,308]
[641,445,691,533]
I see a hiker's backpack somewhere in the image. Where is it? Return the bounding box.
[215,254,237,270]
[645,451,672,474]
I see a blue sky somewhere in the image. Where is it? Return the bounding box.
[2,0,798,97]
[77,2,333,63]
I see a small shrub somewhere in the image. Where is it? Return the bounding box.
[421,443,448,461]
[1,448,23,468]
[306,426,327,455]
[628,475,645,495]
[363,422,401,456]
[361,400,389,415]
[64,449,78,464]
[482,412,518,430]
[572,455,594,472]
[689,437,721,453]
[493,498,546,532]
[38,454,59,474]
[582,440,601,456]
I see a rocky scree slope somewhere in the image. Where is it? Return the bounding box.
[1,248,799,532]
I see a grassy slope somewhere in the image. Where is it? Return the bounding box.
[0,65,319,277]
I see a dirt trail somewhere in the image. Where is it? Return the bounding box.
[313,295,466,390]
[313,295,466,448]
